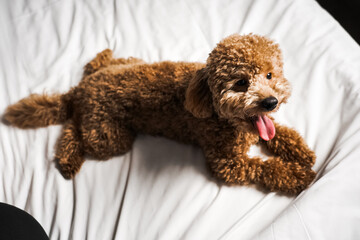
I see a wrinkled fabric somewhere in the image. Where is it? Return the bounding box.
[0,0,359,239]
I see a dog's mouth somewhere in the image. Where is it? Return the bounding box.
[250,115,275,141]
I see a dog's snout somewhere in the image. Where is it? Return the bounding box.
[261,97,278,111]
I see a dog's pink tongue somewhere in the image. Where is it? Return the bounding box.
[254,115,275,141]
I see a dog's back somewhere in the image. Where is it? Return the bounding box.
[73,61,210,143]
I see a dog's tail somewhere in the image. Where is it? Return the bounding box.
[3,93,71,129]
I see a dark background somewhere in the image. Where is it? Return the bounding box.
[316,0,360,45]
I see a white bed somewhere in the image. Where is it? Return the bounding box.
[1,0,360,239]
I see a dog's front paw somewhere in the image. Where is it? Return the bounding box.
[281,141,316,168]
[297,148,316,168]
[266,125,316,168]
[259,157,316,195]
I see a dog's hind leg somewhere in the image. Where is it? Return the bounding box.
[83,49,114,76]
[109,57,145,66]
[83,49,144,76]
[81,116,136,160]
[55,119,85,179]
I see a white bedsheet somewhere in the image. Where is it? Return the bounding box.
[1,0,360,239]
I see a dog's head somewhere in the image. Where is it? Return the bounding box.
[185,34,291,141]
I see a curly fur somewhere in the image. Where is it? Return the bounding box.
[3,34,316,195]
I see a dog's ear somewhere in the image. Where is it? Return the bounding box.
[184,67,213,118]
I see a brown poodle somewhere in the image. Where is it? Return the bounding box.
[3,34,316,195]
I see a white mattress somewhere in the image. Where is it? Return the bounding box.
[1,0,360,239]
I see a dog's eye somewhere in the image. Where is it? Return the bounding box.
[266,72,272,80]
[235,79,247,86]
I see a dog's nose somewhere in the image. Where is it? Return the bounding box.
[261,97,278,111]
